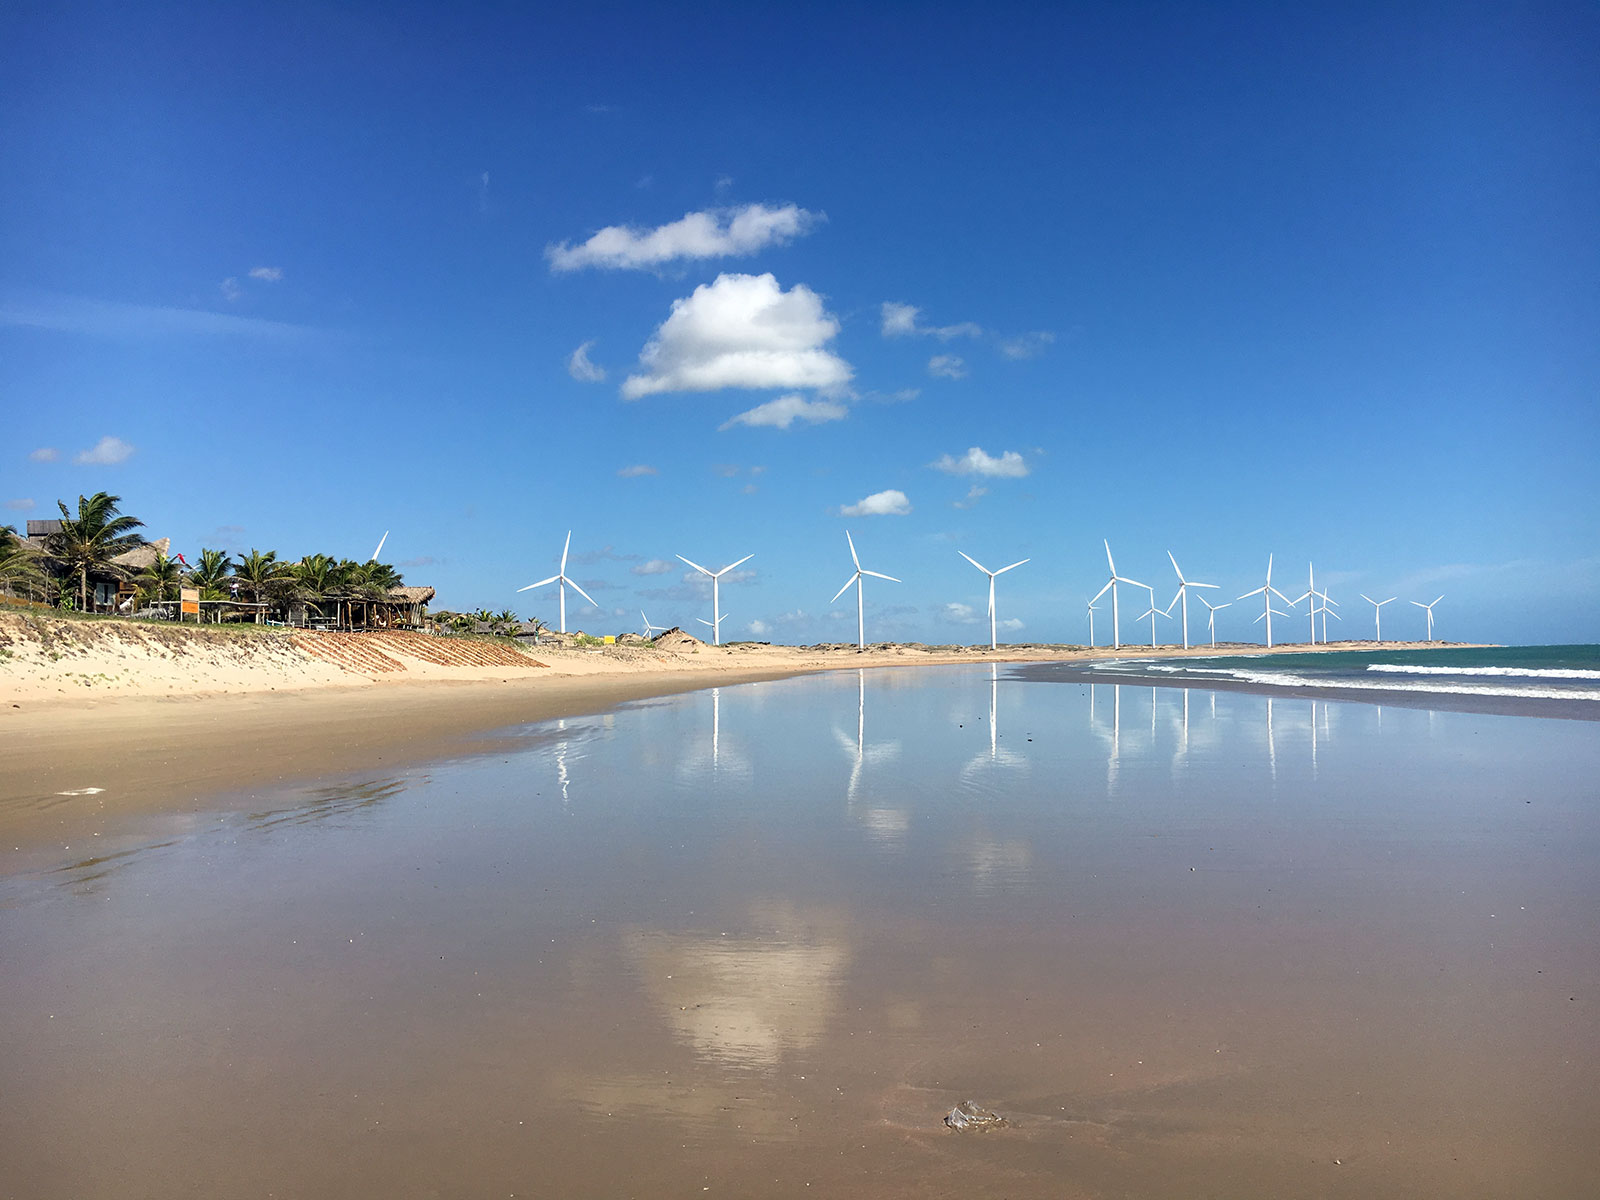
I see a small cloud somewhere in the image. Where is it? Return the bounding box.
[931,446,1029,478]
[713,464,741,478]
[399,555,439,568]
[547,203,822,272]
[28,447,59,463]
[943,601,980,624]
[617,464,658,478]
[927,354,967,380]
[569,340,606,382]
[220,277,243,303]
[953,485,988,509]
[570,545,643,566]
[634,174,654,190]
[248,266,284,283]
[741,483,759,495]
[999,617,1024,632]
[881,302,982,340]
[840,489,911,517]
[859,387,920,405]
[74,436,135,465]
[748,618,769,636]
[478,171,491,214]
[631,559,676,576]
[999,331,1055,360]
[714,174,734,193]
[719,392,848,431]
[585,103,617,114]
[5,497,34,511]
[622,272,852,399]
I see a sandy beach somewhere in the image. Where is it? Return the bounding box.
[0,610,1462,858]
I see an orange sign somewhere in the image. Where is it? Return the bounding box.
[181,586,200,617]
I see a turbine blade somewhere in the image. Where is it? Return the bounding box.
[1119,576,1148,589]
[520,574,561,591]
[1431,595,1444,606]
[1167,589,1182,613]
[1360,594,1375,604]
[1090,579,1114,604]
[831,575,858,604]
[718,553,755,575]
[567,578,600,608]
[958,550,990,574]
[995,559,1030,574]
[846,530,860,569]
[1253,610,1267,624]
[1410,601,1427,608]
[676,554,711,576]
[862,570,900,582]
[371,531,388,561]
[561,530,572,573]
[1168,550,1184,582]
[1214,602,1231,611]
[1238,587,1266,599]
[1104,539,1115,574]
[1192,581,1220,589]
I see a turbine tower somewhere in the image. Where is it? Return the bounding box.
[1089,540,1148,650]
[958,551,1029,650]
[1360,593,1396,643]
[1319,589,1341,643]
[1293,563,1321,645]
[1165,551,1220,651]
[1198,596,1231,649]
[1086,598,1098,648]
[1411,594,1444,642]
[517,530,599,634]
[1238,554,1294,649]
[830,531,900,650]
[1134,585,1172,648]
[677,552,754,646]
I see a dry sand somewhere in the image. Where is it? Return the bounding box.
[0,610,1459,858]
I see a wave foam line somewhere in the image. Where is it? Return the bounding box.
[1223,669,1600,702]
[1367,664,1600,680]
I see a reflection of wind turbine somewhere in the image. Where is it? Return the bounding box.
[830,532,900,650]
[1086,599,1099,648]
[641,611,665,638]
[1238,554,1294,648]
[1360,593,1396,643]
[834,669,900,807]
[677,553,754,646]
[371,530,389,562]
[1166,552,1220,650]
[958,551,1029,650]
[964,664,1025,776]
[1411,595,1444,641]
[1198,596,1231,648]
[1090,541,1147,650]
[518,530,599,633]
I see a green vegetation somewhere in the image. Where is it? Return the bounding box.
[45,492,146,611]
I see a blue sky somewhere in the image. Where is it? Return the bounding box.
[4,1,1596,646]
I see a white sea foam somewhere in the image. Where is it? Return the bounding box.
[1218,669,1600,703]
[1367,664,1600,681]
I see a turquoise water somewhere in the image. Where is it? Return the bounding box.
[1041,644,1600,708]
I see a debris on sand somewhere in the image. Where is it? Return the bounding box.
[944,1100,1007,1131]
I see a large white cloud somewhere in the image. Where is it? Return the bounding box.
[840,489,911,517]
[547,203,821,272]
[622,273,852,400]
[931,446,1029,478]
[720,393,848,431]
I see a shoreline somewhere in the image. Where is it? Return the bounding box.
[0,621,1493,863]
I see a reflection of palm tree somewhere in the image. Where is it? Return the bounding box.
[46,492,146,610]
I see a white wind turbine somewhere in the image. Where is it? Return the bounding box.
[830,531,900,650]
[677,552,754,646]
[958,551,1029,650]
[641,611,665,638]
[370,531,389,562]
[1319,589,1341,643]
[1293,563,1321,645]
[1134,584,1171,648]
[1411,594,1444,642]
[1198,596,1231,648]
[1360,593,1396,643]
[517,530,598,634]
[1166,551,1220,650]
[1086,599,1099,648]
[1238,554,1294,648]
[1089,540,1148,650]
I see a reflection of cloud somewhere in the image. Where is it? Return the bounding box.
[967,836,1032,893]
[625,904,850,1069]
[860,808,910,844]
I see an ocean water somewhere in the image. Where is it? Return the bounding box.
[3,664,1598,1198]
[1042,643,1600,709]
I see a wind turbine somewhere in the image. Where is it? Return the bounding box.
[1360,593,1396,643]
[1166,552,1220,650]
[1411,595,1444,642]
[677,552,754,646]
[370,531,389,562]
[641,610,665,638]
[1238,554,1294,648]
[1319,590,1341,643]
[1089,541,1148,650]
[958,551,1029,650]
[1198,596,1231,648]
[830,531,900,650]
[1134,584,1171,648]
[1086,599,1098,648]
[1293,563,1321,645]
[517,530,598,633]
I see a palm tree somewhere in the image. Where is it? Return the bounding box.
[234,549,290,620]
[0,525,47,599]
[137,551,184,607]
[46,493,146,611]
[187,548,233,598]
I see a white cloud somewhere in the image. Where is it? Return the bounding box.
[74,436,135,465]
[840,489,911,517]
[881,302,981,340]
[999,331,1055,359]
[622,273,852,399]
[3,289,308,341]
[631,559,675,576]
[927,354,967,380]
[999,617,1025,632]
[546,203,822,272]
[932,446,1029,478]
[248,266,284,283]
[943,602,980,623]
[5,497,34,511]
[953,485,988,509]
[220,277,243,303]
[719,392,848,431]
[569,340,606,382]
[29,447,59,463]
[748,619,769,636]
[617,464,658,478]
